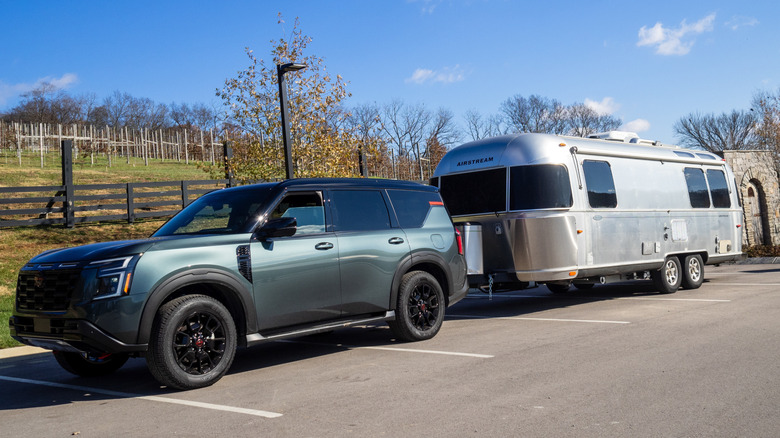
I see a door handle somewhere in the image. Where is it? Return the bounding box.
[388,237,405,245]
[315,242,334,250]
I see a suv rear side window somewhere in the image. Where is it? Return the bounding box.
[684,168,710,208]
[387,190,442,228]
[331,190,392,231]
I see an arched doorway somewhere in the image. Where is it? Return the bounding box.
[745,180,771,245]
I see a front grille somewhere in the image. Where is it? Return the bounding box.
[16,269,82,311]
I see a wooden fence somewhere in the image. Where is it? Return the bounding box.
[0,140,230,228]
[0,180,228,228]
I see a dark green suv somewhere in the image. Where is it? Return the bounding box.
[10,178,468,389]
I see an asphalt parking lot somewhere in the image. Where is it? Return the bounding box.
[2,263,779,437]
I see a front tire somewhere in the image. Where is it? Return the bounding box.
[146,295,237,390]
[681,254,704,289]
[652,256,682,294]
[53,351,129,377]
[388,271,445,342]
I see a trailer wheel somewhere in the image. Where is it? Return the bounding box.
[681,254,704,289]
[652,256,682,294]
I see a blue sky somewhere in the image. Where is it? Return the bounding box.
[1,0,778,144]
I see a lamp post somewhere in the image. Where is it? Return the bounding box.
[277,62,307,180]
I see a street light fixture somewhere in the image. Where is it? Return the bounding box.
[277,62,307,179]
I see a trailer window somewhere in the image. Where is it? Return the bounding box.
[509,165,572,210]
[439,168,506,215]
[582,160,617,208]
[684,168,710,208]
[707,169,731,208]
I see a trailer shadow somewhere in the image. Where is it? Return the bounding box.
[447,280,686,319]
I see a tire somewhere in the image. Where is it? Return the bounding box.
[652,256,682,294]
[681,254,704,289]
[146,295,237,390]
[53,351,129,377]
[388,271,445,342]
[546,282,571,293]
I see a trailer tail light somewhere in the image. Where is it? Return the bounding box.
[455,229,464,255]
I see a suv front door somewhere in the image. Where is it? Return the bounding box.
[251,191,341,330]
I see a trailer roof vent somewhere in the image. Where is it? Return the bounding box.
[588,131,640,142]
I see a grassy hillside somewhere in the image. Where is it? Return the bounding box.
[0,153,211,348]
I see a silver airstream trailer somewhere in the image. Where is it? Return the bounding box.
[431,132,744,294]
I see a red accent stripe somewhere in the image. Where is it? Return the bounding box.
[429,201,444,206]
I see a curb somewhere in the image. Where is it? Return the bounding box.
[0,345,49,360]
[737,257,780,264]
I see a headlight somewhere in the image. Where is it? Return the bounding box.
[89,255,140,300]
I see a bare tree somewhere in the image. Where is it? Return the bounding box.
[501,94,568,134]
[752,89,780,153]
[567,103,622,137]
[674,110,758,152]
[464,109,504,141]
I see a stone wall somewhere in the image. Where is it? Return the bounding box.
[721,150,780,246]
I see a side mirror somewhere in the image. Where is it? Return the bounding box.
[255,217,297,240]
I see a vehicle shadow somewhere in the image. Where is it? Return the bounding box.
[445,280,695,320]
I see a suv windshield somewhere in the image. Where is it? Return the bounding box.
[154,185,275,236]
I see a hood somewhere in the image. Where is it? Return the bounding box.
[31,238,161,264]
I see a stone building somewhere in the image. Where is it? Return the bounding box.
[721,150,780,246]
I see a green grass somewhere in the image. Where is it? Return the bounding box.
[0,150,212,187]
[0,153,211,348]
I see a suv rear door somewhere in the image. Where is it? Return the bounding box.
[329,189,411,316]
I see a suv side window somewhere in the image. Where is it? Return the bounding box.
[387,189,441,228]
[271,191,325,235]
[331,190,392,231]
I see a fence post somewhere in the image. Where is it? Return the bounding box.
[127,183,135,224]
[61,140,75,228]
[181,180,190,208]
[223,141,235,188]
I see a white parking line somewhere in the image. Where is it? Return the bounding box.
[616,297,731,302]
[448,314,630,324]
[0,375,282,418]
[710,283,780,287]
[276,340,494,358]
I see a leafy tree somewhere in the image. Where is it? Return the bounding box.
[216,15,353,182]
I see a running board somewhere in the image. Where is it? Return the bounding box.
[244,311,395,347]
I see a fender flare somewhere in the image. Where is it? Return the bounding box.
[389,251,453,309]
[136,268,256,345]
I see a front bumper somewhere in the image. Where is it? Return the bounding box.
[9,316,147,355]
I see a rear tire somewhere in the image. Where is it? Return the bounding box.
[681,254,704,289]
[53,351,129,377]
[388,271,445,342]
[146,295,237,390]
[652,256,682,294]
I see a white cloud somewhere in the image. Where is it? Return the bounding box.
[0,73,78,106]
[622,118,651,133]
[637,13,716,56]
[408,0,441,14]
[725,16,758,31]
[405,65,465,85]
[585,97,620,115]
